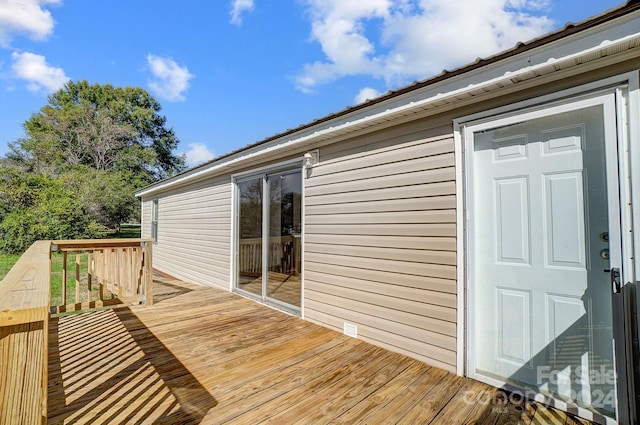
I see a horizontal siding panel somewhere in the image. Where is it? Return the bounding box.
[305,252,456,280]
[305,300,456,367]
[305,262,456,293]
[308,152,453,187]
[304,292,455,341]
[159,190,230,203]
[161,196,227,203]
[158,236,229,248]
[361,325,456,372]
[157,235,228,245]
[161,182,231,198]
[155,246,226,269]
[305,244,456,265]
[306,276,456,321]
[155,246,229,270]
[305,181,455,206]
[363,121,451,146]
[306,196,455,215]
[156,263,228,290]
[304,307,456,372]
[162,212,230,222]
[158,220,231,229]
[320,121,451,162]
[160,204,230,216]
[157,236,230,249]
[159,228,231,238]
[161,206,231,216]
[141,201,152,238]
[312,140,453,180]
[306,223,455,237]
[305,209,455,225]
[305,271,456,309]
[305,234,456,251]
[305,167,455,197]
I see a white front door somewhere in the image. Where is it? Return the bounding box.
[466,94,622,420]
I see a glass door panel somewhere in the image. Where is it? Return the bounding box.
[267,170,302,307]
[236,176,263,297]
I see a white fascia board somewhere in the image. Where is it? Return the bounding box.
[136,26,640,199]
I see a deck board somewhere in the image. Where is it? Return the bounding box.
[48,278,597,424]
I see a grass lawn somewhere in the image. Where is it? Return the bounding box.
[0,253,21,280]
[113,224,142,239]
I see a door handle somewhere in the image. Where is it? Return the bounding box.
[604,267,621,294]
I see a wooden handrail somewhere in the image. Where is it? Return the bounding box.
[0,240,51,327]
[51,238,154,250]
[0,241,51,425]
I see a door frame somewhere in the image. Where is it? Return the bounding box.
[231,159,305,316]
[454,72,639,425]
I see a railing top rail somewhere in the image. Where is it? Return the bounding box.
[52,238,155,251]
[0,240,51,326]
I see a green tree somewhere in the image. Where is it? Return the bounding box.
[0,168,107,253]
[0,81,186,252]
[7,80,185,180]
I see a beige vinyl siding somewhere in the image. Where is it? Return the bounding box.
[304,120,458,372]
[141,200,152,239]
[150,174,232,290]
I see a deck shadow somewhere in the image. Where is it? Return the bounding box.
[152,278,200,304]
[48,307,217,424]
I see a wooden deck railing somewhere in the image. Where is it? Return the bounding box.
[0,238,153,425]
[50,239,154,313]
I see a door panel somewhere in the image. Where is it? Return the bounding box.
[237,176,263,297]
[544,173,586,268]
[267,170,302,307]
[470,102,617,418]
[495,177,530,264]
[497,288,531,364]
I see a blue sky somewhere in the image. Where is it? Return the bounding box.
[0,0,624,166]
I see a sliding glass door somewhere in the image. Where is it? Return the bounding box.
[235,167,302,312]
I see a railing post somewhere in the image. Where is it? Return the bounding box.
[143,241,153,306]
[87,251,92,303]
[75,252,80,305]
[96,250,103,300]
[62,251,67,305]
[43,243,51,424]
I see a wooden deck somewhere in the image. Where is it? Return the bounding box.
[48,278,594,424]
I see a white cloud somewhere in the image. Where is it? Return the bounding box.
[230,0,254,26]
[11,51,69,93]
[295,0,554,92]
[0,0,60,47]
[182,143,215,167]
[354,87,381,104]
[146,54,194,102]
